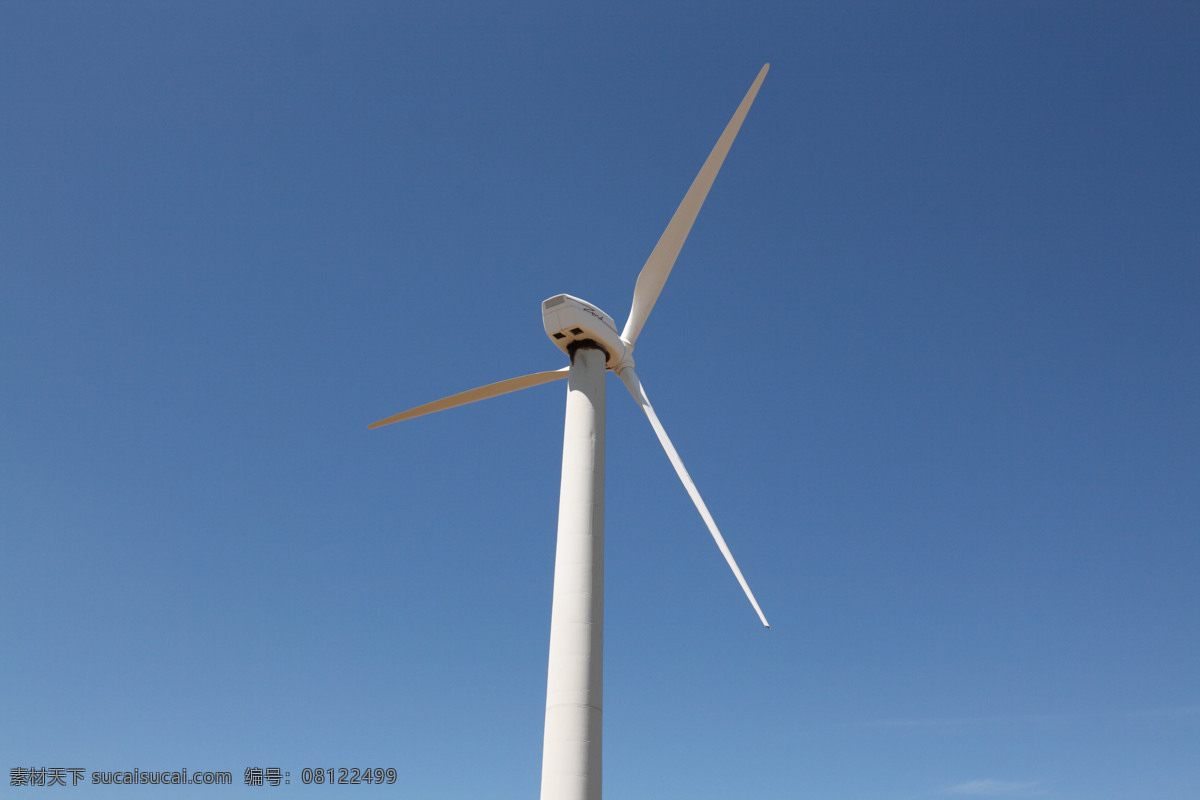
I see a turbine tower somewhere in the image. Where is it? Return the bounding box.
[370,64,771,800]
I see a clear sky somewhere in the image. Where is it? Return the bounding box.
[2,2,1197,799]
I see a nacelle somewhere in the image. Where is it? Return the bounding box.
[542,294,629,367]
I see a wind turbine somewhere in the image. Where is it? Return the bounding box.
[371,64,770,800]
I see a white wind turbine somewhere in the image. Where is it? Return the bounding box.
[371,64,771,800]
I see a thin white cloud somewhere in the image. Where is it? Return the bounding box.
[943,779,1045,797]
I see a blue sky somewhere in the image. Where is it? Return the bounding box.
[2,2,1197,798]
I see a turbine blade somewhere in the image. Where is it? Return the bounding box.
[621,63,769,347]
[618,367,770,627]
[369,367,569,429]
